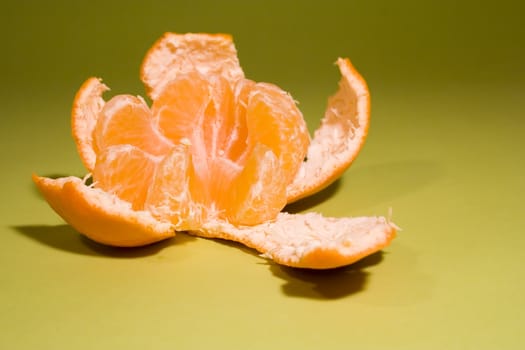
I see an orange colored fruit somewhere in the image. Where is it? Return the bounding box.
[34,33,396,269]
[83,69,309,227]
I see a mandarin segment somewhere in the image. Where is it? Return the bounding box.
[201,75,237,160]
[225,79,253,163]
[95,95,173,156]
[92,145,158,210]
[225,144,288,226]
[245,82,310,183]
[152,72,212,144]
[144,144,209,230]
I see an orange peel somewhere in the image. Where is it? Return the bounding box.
[286,58,370,203]
[71,77,109,172]
[141,33,245,100]
[33,33,397,269]
[32,175,174,247]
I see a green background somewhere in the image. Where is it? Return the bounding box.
[2,0,524,349]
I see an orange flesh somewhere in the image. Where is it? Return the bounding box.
[92,71,309,226]
[95,95,173,157]
[92,145,158,210]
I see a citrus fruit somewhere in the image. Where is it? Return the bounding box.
[33,33,397,269]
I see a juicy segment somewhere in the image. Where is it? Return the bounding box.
[225,144,288,225]
[91,72,309,226]
[246,83,309,184]
[94,95,174,157]
[92,145,159,211]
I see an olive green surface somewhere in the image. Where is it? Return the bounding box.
[1,1,524,349]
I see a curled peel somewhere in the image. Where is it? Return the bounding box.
[287,58,370,203]
[34,33,396,269]
[71,78,109,172]
[197,213,396,269]
[141,33,245,100]
[32,175,175,247]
